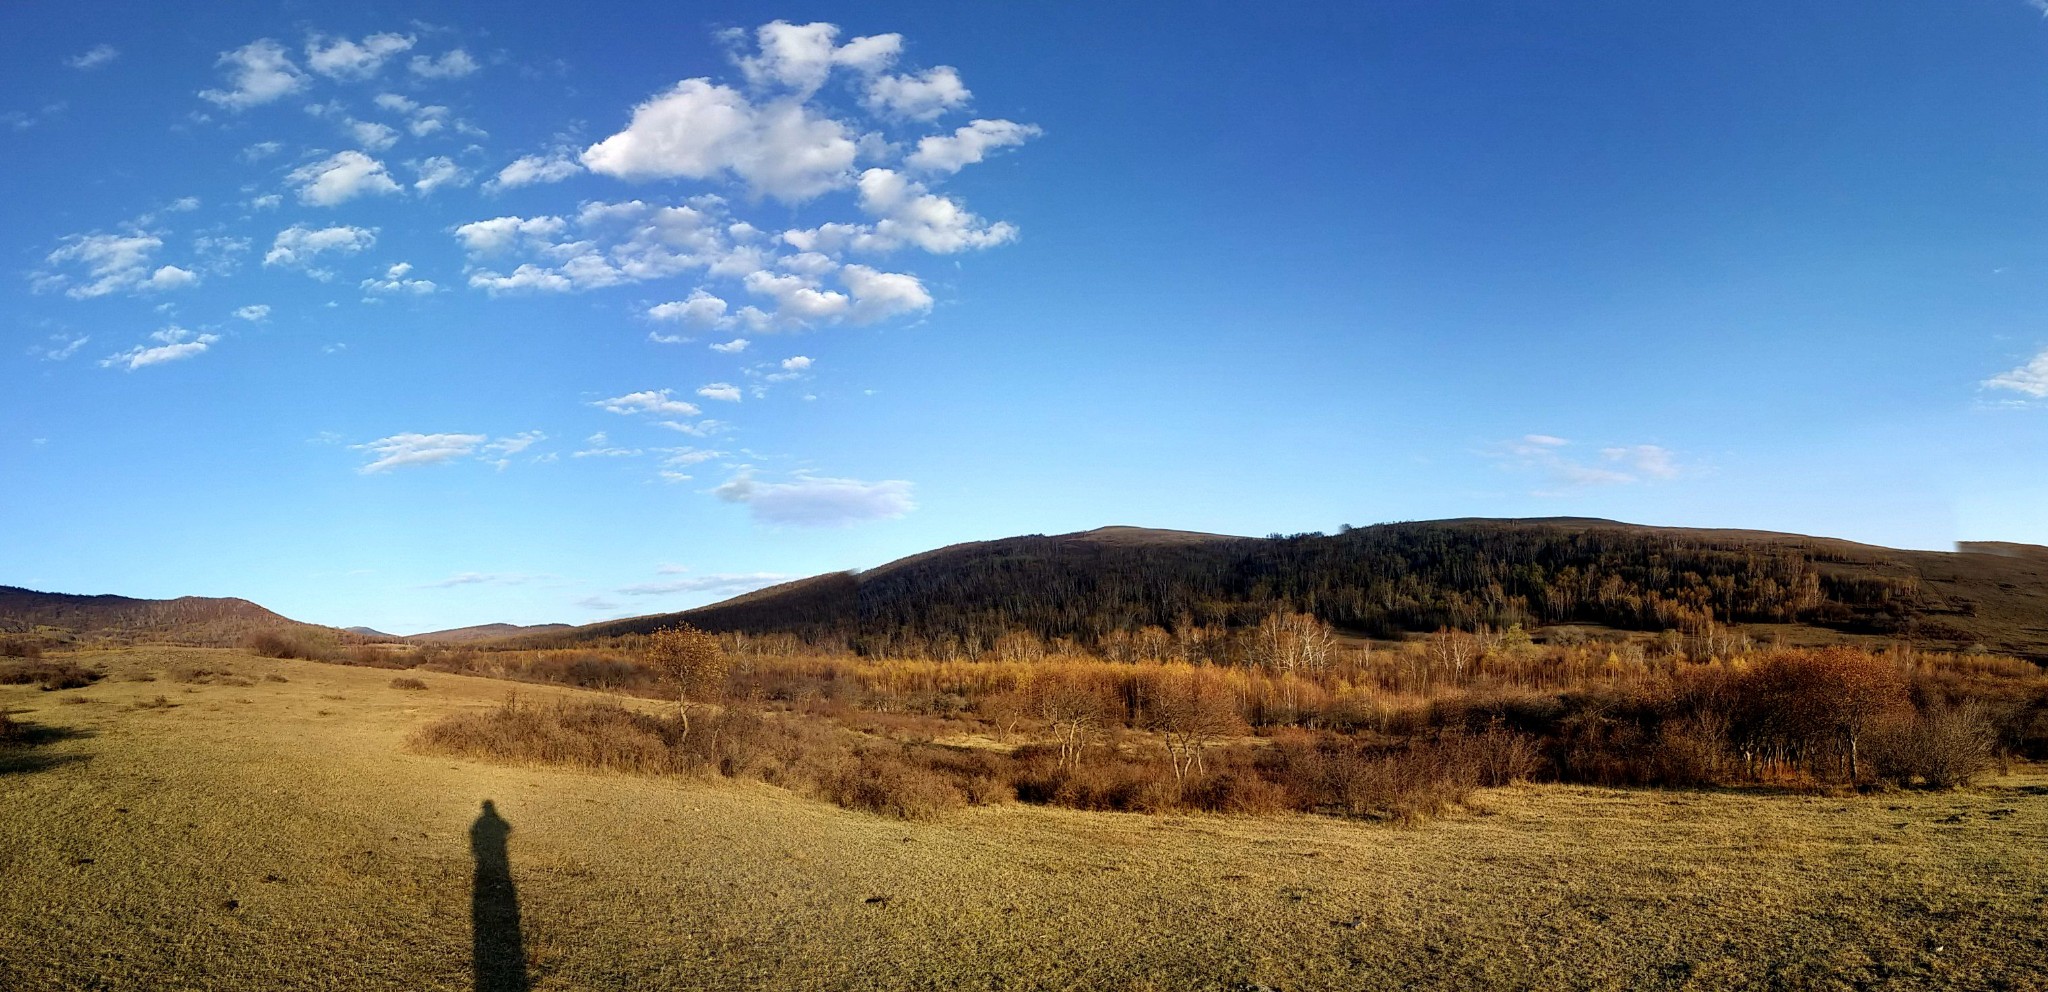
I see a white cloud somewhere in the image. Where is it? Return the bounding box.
[711,337,750,353]
[854,167,1018,253]
[697,382,742,403]
[347,119,400,150]
[306,33,415,80]
[1984,348,2048,399]
[576,595,621,611]
[467,264,575,294]
[733,21,902,95]
[780,355,813,371]
[360,261,438,295]
[288,150,402,206]
[38,233,199,299]
[242,141,284,161]
[353,432,487,473]
[413,156,469,193]
[483,431,547,457]
[409,49,480,79]
[713,470,915,526]
[594,389,701,417]
[101,326,219,371]
[486,150,583,191]
[581,78,858,202]
[200,39,307,110]
[263,224,376,274]
[617,572,793,596]
[648,289,732,328]
[249,194,283,210]
[906,118,1040,173]
[742,269,849,324]
[839,264,931,322]
[67,45,119,70]
[452,215,568,254]
[864,66,970,121]
[234,304,271,321]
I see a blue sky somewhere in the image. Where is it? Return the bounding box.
[6,2,2048,633]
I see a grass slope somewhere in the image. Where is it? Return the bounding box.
[3,647,2046,990]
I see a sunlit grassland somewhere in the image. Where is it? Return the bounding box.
[3,646,2045,991]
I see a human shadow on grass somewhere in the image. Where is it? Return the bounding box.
[471,800,531,992]
[0,712,92,776]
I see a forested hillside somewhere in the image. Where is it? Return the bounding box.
[558,519,2048,658]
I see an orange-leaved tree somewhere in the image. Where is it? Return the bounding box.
[644,624,729,744]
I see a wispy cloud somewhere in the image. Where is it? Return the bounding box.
[1486,434,1683,494]
[101,327,219,371]
[66,45,119,70]
[1984,347,2048,401]
[712,469,915,526]
[617,572,793,596]
[422,571,542,589]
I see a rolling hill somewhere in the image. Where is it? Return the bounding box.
[535,519,2048,659]
[0,586,319,646]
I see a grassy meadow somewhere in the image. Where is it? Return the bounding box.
[2,645,2047,991]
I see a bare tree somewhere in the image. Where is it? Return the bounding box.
[1145,669,1241,783]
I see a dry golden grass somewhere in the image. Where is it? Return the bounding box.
[3,645,2046,991]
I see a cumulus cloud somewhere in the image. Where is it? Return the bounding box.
[486,150,584,191]
[306,33,415,80]
[697,382,742,403]
[710,337,750,353]
[263,224,376,275]
[234,304,271,321]
[413,156,469,193]
[864,66,970,121]
[101,326,219,371]
[906,118,1041,173]
[409,49,480,79]
[360,261,438,295]
[713,470,915,526]
[648,290,732,328]
[37,233,201,299]
[780,355,812,371]
[347,118,400,150]
[839,264,931,322]
[288,150,402,206]
[1984,348,2048,400]
[200,39,307,110]
[581,79,858,202]
[733,21,902,95]
[67,45,119,70]
[594,389,700,417]
[617,572,793,596]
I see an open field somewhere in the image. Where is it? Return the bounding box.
[4,647,2047,991]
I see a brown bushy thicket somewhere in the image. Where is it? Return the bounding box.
[389,677,429,691]
[398,625,2047,821]
[0,660,104,691]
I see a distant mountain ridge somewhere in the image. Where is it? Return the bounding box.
[405,622,573,644]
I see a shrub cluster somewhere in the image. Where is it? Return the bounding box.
[0,660,104,691]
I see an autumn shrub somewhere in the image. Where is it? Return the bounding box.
[0,660,104,691]
[1269,733,1476,823]
[390,677,428,691]
[413,697,689,775]
[0,637,44,659]
[1870,703,1998,789]
[818,746,970,820]
[243,629,336,662]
